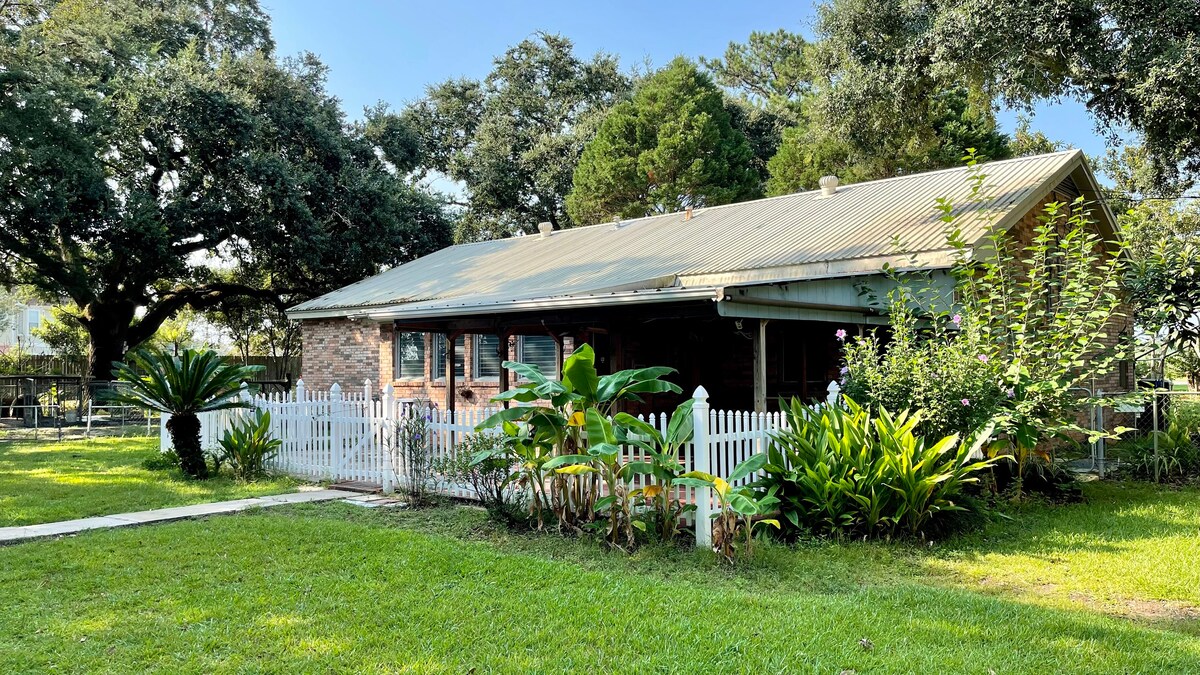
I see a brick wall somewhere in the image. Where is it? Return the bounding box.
[299,318,388,392]
[301,321,565,407]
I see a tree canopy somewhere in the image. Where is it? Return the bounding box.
[811,0,1200,193]
[0,0,450,378]
[566,58,761,224]
[402,33,630,241]
[707,29,1015,196]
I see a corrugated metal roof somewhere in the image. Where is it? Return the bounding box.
[291,150,1102,319]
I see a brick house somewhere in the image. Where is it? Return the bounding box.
[290,150,1130,413]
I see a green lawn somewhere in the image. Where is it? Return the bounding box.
[0,437,299,527]
[0,481,1197,673]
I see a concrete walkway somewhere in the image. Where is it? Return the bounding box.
[0,489,362,545]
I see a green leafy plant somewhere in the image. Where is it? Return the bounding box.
[847,152,1132,499]
[112,348,262,479]
[141,449,181,472]
[677,453,780,562]
[216,409,281,480]
[1119,426,1200,482]
[436,433,523,523]
[614,399,696,541]
[477,343,682,543]
[397,400,435,506]
[761,397,994,539]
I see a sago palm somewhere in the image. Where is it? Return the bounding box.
[112,348,262,478]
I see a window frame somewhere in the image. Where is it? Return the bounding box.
[394,331,426,381]
[431,333,466,381]
[472,334,501,381]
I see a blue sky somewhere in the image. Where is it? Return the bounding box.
[265,0,1108,159]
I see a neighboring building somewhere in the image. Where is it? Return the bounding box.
[290,150,1130,413]
[0,302,53,356]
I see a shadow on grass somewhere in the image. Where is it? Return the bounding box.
[0,438,298,526]
[0,509,1197,673]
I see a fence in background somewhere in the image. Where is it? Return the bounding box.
[167,380,782,547]
[1,354,300,380]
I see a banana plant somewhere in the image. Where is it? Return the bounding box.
[614,398,695,540]
[543,409,654,550]
[677,453,781,561]
[476,343,681,533]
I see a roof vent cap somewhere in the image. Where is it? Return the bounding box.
[819,175,839,197]
[537,221,553,238]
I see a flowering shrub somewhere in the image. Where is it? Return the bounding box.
[842,302,1005,442]
[397,399,435,505]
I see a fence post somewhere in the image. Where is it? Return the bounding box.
[381,383,395,494]
[692,385,712,550]
[330,382,343,481]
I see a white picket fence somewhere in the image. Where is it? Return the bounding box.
[161,380,787,547]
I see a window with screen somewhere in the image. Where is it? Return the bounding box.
[431,334,465,380]
[474,334,501,379]
[518,335,558,379]
[395,332,425,380]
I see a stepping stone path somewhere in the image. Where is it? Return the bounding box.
[0,488,360,545]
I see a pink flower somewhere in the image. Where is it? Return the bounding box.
[961,398,970,406]
[977,354,989,363]
[839,366,849,375]
[835,329,847,341]
[951,314,963,325]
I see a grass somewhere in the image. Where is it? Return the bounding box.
[0,481,1197,673]
[0,437,299,527]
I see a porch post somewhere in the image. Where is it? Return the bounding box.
[497,331,511,404]
[444,331,459,414]
[752,319,769,413]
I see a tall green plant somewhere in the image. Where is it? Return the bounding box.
[112,349,262,478]
[476,343,682,544]
[615,399,696,541]
[846,152,1132,498]
[677,453,781,562]
[217,409,281,480]
[943,154,1131,495]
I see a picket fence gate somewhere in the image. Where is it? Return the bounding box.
[162,381,789,547]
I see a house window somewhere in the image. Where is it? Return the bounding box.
[395,332,425,380]
[474,334,501,380]
[431,334,465,380]
[517,335,558,378]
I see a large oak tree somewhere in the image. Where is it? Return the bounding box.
[812,0,1200,192]
[402,33,630,241]
[0,0,450,379]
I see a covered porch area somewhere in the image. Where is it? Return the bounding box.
[384,278,889,414]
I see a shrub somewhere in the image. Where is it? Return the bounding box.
[761,397,994,539]
[1118,426,1200,482]
[842,301,1004,441]
[397,400,435,505]
[216,409,281,480]
[436,433,523,523]
[846,155,1131,499]
[142,449,181,472]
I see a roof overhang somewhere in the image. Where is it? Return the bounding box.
[338,286,723,322]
